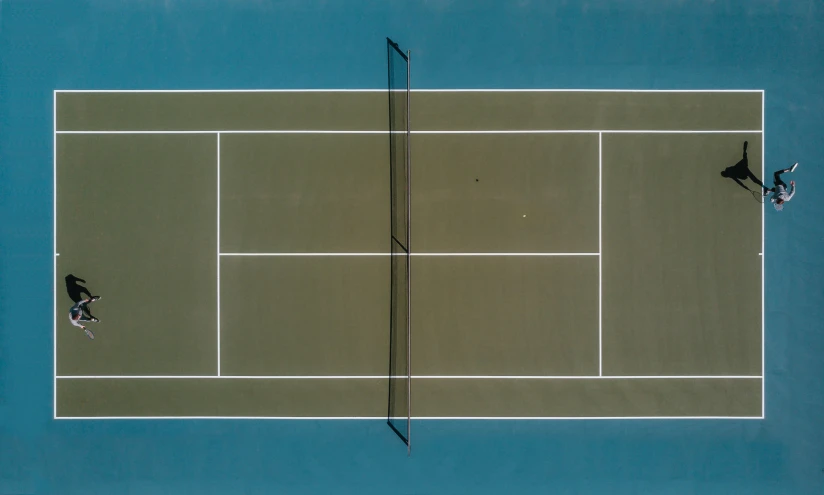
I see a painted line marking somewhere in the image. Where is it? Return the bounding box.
[761,90,766,418]
[53,89,58,420]
[217,133,221,377]
[53,415,765,420]
[54,87,767,419]
[55,375,763,380]
[218,252,600,257]
[55,129,764,135]
[54,89,766,93]
[598,132,603,376]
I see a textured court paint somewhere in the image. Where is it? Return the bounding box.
[55,376,760,418]
[219,133,389,253]
[56,90,761,132]
[219,256,389,376]
[56,92,389,131]
[1,1,823,494]
[55,96,746,417]
[415,377,762,418]
[55,134,218,377]
[57,377,387,418]
[601,134,762,377]
[413,256,599,376]
[412,133,599,253]
[410,91,763,131]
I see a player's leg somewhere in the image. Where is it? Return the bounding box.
[82,302,99,321]
[773,169,788,187]
[79,301,100,323]
[81,311,99,323]
[84,296,101,321]
[773,163,798,183]
[81,308,98,321]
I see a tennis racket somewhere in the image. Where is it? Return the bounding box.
[751,189,765,203]
[84,328,95,340]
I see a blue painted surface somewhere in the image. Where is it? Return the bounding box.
[1,1,822,493]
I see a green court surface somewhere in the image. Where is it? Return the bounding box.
[55,90,763,419]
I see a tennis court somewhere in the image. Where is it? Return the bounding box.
[54,88,764,423]
[6,2,824,493]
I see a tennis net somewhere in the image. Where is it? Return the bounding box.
[386,37,411,454]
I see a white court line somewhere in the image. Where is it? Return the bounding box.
[219,252,600,257]
[413,416,763,420]
[55,89,389,93]
[54,89,765,93]
[55,375,763,380]
[414,89,765,93]
[54,88,767,418]
[56,130,391,134]
[54,129,764,135]
[413,130,763,134]
[598,132,603,376]
[53,90,58,420]
[221,252,391,257]
[53,415,764,420]
[761,91,766,418]
[413,252,600,256]
[216,133,221,377]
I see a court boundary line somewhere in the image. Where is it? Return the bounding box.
[216,133,221,376]
[54,89,765,93]
[761,91,766,418]
[55,130,764,135]
[52,89,767,421]
[55,375,763,380]
[219,252,599,257]
[598,132,603,376]
[53,416,764,420]
[52,91,58,420]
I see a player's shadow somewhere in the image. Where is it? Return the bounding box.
[65,274,97,319]
[720,141,766,197]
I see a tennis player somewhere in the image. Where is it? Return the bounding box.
[69,296,101,340]
[765,163,798,211]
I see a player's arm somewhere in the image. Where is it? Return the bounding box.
[68,301,89,329]
[787,180,796,200]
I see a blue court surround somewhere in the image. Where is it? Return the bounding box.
[1,1,822,493]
